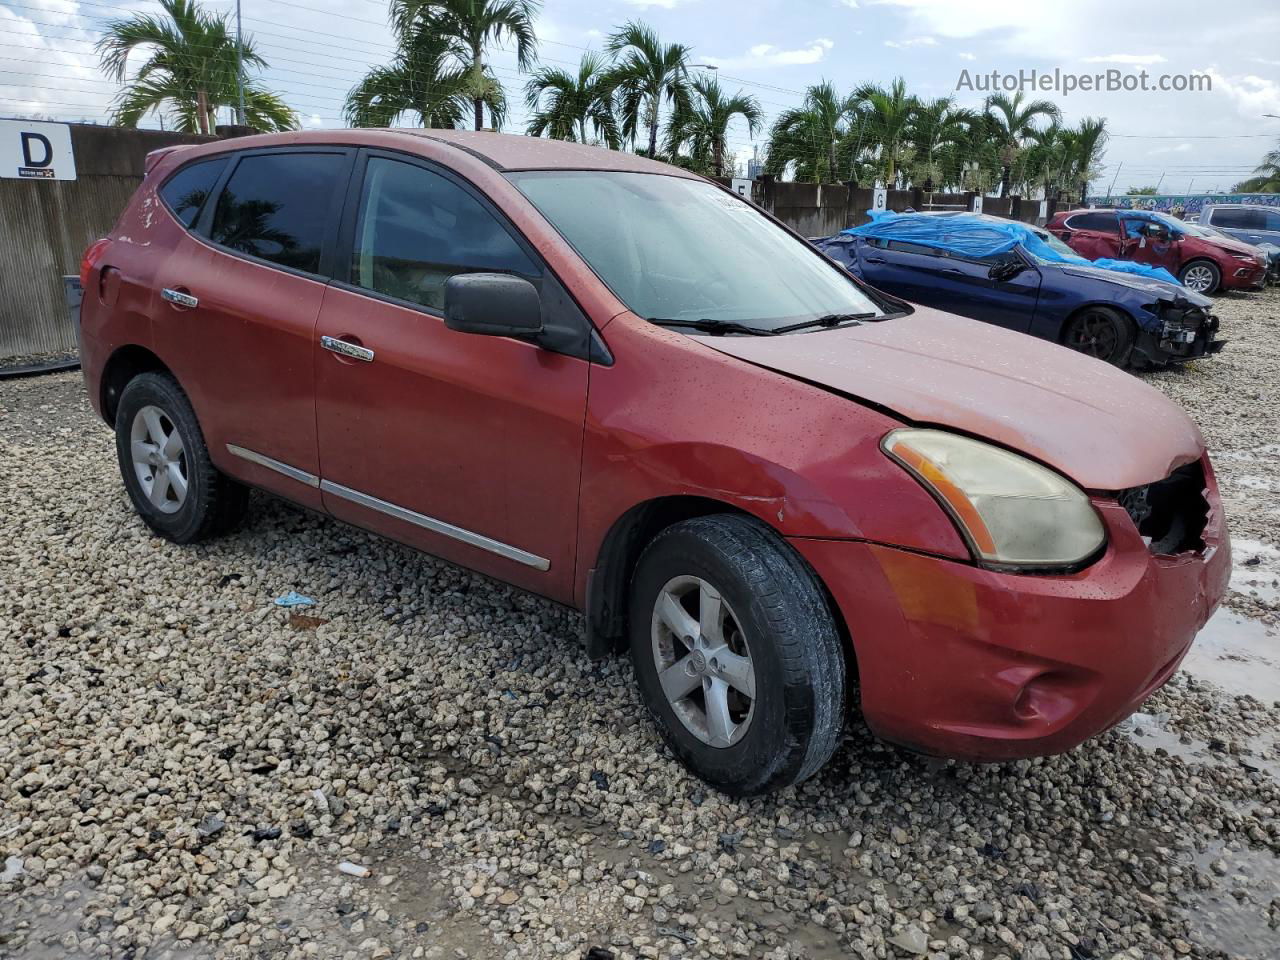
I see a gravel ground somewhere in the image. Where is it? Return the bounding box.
[1,289,1278,960]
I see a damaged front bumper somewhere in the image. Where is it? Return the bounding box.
[1133,299,1225,366]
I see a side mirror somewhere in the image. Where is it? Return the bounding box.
[988,260,1025,282]
[444,273,543,338]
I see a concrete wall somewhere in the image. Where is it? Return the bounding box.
[0,123,213,359]
[752,178,1070,235]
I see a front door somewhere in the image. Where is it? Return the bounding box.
[1120,214,1180,273]
[313,152,590,601]
[919,252,1041,332]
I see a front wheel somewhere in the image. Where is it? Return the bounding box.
[1178,259,1220,294]
[114,372,248,544]
[628,514,846,796]
[1062,306,1135,366]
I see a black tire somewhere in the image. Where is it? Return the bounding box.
[1061,306,1135,366]
[1178,259,1221,295]
[114,372,248,544]
[628,514,845,796]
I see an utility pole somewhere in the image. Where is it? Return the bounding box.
[1105,161,1123,202]
[235,0,246,126]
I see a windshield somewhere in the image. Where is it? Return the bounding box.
[1022,226,1080,263]
[508,171,885,331]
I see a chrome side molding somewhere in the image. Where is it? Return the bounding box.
[225,444,320,488]
[320,480,550,571]
[223,443,549,571]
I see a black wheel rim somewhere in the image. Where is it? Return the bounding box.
[1066,311,1119,360]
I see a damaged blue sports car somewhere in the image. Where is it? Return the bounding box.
[813,211,1224,368]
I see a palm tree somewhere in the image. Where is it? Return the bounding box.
[525,52,619,147]
[391,0,538,131]
[1234,144,1280,192]
[850,78,918,187]
[1067,117,1108,202]
[665,76,761,177]
[606,20,692,157]
[765,81,855,183]
[345,20,471,127]
[97,0,295,135]
[907,97,975,190]
[984,91,1061,197]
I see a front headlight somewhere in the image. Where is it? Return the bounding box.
[883,429,1106,569]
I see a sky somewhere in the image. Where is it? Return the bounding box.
[4,0,1280,194]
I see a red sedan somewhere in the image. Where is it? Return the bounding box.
[79,131,1229,795]
[1048,207,1268,293]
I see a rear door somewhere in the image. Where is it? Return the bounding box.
[153,147,353,509]
[1207,207,1271,246]
[312,150,591,601]
[856,238,941,303]
[1058,211,1124,260]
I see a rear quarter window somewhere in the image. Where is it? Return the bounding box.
[210,152,347,275]
[159,157,228,228]
[1064,212,1119,232]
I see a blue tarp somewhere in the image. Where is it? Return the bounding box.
[840,210,1181,286]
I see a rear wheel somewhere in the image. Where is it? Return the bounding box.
[115,373,248,544]
[1178,259,1220,294]
[1062,306,1134,366]
[628,514,846,796]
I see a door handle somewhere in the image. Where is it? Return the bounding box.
[863,256,887,264]
[161,287,198,309]
[941,267,965,275]
[321,335,375,363]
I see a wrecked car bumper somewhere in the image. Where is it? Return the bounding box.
[1133,307,1224,366]
[791,461,1230,762]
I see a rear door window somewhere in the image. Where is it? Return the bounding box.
[159,157,227,227]
[210,152,348,275]
[348,156,539,312]
[1261,210,1280,232]
[1208,207,1262,230]
[1065,211,1119,232]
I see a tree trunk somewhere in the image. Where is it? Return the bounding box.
[999,165,1011,198]
[195,89,210,136]
[713,141,723,178]
[648,102,658,158]
[473,42,484,130]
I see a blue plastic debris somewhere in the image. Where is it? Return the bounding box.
[842,210,1181,285]
[274,591,314,608]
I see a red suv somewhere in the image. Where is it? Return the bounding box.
[1048,207,1268,293]
[80,131,1230,795]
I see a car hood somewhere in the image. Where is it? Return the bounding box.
[1205,234,1266,258]
[1054,264,1213,305]
[696,307,1205,491]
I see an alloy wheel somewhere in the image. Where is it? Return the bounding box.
[1182,264,1215,292]
[130,404,188,514]
[1065,311,1119,360]
[650,575,757,748]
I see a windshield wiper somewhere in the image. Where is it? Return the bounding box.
[646,317,776,336]
[774,312,879,334]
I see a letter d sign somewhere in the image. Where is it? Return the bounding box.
[2,119,76,180]
[21,132,53,168]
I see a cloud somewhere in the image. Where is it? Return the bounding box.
[1252,57,1280,66]
[621,0,685,7]
[0,1,112,123]
[1082,53,1168,65]
[958,51,976,61]
[1201,67,1280,118]
[836,0,859,7]
[706,38,834,70]
[1149,142,1193,155]
[884,36,938,49]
